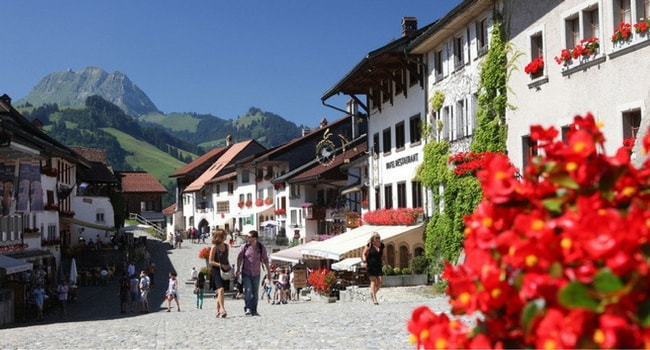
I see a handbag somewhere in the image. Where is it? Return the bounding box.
[220,267,232,280]
[193,287,200,295]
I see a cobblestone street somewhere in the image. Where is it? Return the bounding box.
[1,232,451,349]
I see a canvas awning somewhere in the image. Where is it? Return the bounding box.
[270,240,320,264]
[331,257,363,271]
[0,254,33,275]
[301,223,425,261]
[60,216,115,231]
[236,204,274,218]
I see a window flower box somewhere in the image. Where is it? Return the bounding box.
[555,38,600,71]
[612,22,632,45]
[264,197,273,205]
[255,199,264,207]
[41,166,59,177]
[274,208,286,216]
[634,18,650,35]
[237,201,244,209]
[44,203,59,211]
[524,56,544,77]
[363,208,424,225]
[245,200,252,208]
[41,238,61,246]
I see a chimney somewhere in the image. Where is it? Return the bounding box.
[319,118,328,128]
[402,17,417,37]
[301,127,311,136]
[226,134,232,146]
[0,94,11,105]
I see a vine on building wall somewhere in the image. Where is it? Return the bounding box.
[420,17,510,270]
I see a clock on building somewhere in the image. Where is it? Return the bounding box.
[316,139,336,166]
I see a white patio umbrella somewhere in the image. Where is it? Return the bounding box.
[259,220,277,227]
[69,258,78,284]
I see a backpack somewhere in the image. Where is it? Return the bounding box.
[140,277,149,291]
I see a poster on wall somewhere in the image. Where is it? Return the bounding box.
[16,162,41,211]
[1,161,15,216]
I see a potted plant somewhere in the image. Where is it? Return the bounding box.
[307,268,337,302]
[198,247,211,268]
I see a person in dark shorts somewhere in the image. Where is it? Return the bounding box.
[362,232,386,305]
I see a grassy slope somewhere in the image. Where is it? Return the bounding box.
[102,127,188,187]
[140,112,201,132]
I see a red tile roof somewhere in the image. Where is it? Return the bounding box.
[118,172,168,193]
[290,142,368,182]
[169,146,228,177]
[184,140,255,192]
[162,203,176,215]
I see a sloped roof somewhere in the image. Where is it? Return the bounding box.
[184,140,256,192]
[117,171,167,193]
[162,203,176,215]
[77,161,118,184]
[169,145,228,178]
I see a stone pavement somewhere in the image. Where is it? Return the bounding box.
[0,232,453,349]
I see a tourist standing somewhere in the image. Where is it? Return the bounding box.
[56,279,69,319]
[209,229,231,318]
[32,284,48,321]
[139,270,150,313]
[236,230,271,316]
[129,274,140,312]
[362,232,386,305]
[166,271,180,312]
[195,271,206,309]
[118,274,130,314]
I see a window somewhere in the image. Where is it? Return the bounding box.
[623,110,641,139]
[442,106,451,141]
[395,122,405,150]
[256,168,263,180]
[434,49,443,79]
[457,99,466,139]
[453,36,464,71]
[241,170,250,183]
[290,184,300,198]
[374,187,381,210]
[216,201,230,213]
[584,8,599,39]
[408,62,420,87]
[397,182,407,208]
[215,184,220,197]
[372,133,380,156]
[616,0,632,23]
[395,69,404,95]
[522,135,539,170]
[96,210,105,223]
[411,181,423,208]
[227,183,234,195]
[565,16,580,49]
[476,18,488,56]
[530,32,544,79]
[384,184,393,209]
[409,114,422,144]
[561,125,571,143]
[381,80,391,103]
[382,128,392,154]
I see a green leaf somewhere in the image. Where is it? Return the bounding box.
[548,172,579,189]
[549,262,564,278]
[558,282,600,311]
[521,299,544,334]
[541,198,565,213]
[592,268,623,294]
[638,300,650,327]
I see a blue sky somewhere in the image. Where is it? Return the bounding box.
[2,0,462,127]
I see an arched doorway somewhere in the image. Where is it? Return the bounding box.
[399,245,409,269]
[386,244,396,268]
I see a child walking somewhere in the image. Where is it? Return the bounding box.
[195,271,205,309]
[166,271,181,312]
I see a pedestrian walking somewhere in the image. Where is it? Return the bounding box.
[209,229,231,318]
[166,271,181,312]
[362,232,386,305]
[236,230,271,316]
[139,270,150,313]
[195,271,206,309]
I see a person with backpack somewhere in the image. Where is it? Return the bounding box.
[236,230,271,316]
[139,270,150,313]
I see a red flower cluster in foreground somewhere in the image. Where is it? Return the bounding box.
[363,208,423,225]
[408,113,650,349]
[198,247,211,259]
